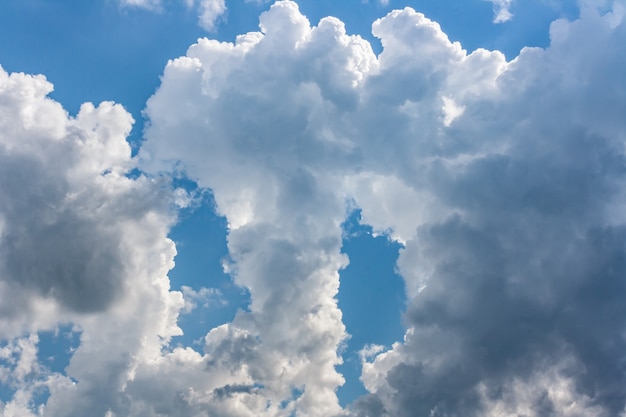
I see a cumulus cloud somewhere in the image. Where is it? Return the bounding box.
[139,2,379,414]
[2,0,626,415]
[357,3,626,417]
[0,66,186,415]
[140,1,626,416]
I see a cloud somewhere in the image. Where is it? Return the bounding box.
[118,0,227,31]
[0,66,186,415]
[118,0,163,11]
[139,2,377,414]
[486,0,514,23]
[0,334,47,417]
[362,0,391,6]
[356,3,626,417]
[140,1,626,416]
[2,0,626,415]
[180,285,226,313]
[0,68,130,322]
[195,0,227,31]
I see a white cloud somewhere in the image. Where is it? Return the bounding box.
[0,65,186,415]
[196,0,227,31]
[486,0,514,23]
[2,0,626,415]
[139,2,375,414]
[140,1,626,416]
[441,96,465,126]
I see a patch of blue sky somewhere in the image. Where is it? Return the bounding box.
[0,327,77,405]
[29,386,49,415]
[0,0,207,151]
[279,387,304,410]
[36,325,80,376]
[167,183,251,350]
[337,209,406,406]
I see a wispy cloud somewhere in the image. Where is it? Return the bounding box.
[118,0,227,31]
[118,0,163,11]
[487,0,514,22]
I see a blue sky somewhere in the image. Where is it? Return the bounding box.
[1,0,626,416]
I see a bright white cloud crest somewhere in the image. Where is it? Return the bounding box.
[2,0,626,416]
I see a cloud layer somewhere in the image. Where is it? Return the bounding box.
[2,0,626,416]
[141,1,626,416]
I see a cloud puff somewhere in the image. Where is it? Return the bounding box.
[0,66,187,415]
[194,0,227,31]
[486,0,514,23]
[181,285,225,313]
[140,1,626,416]
[0,68,132,323]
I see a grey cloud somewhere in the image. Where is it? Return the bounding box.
[0,152,123,312]
[0,71,128,318]
[355,4,626,417]
[2,212,124,312]
[212,383,261,399]
[347,394,389,417]
[0,66,186,416]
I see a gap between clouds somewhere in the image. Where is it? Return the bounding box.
[2,0,626,416]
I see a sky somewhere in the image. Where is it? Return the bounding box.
[1,0,626,416]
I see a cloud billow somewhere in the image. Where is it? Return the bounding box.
[2,0,626,415]
[141,1,626,416]
[0,67,184,416]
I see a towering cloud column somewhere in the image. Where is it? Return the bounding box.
[140,2,380,414]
